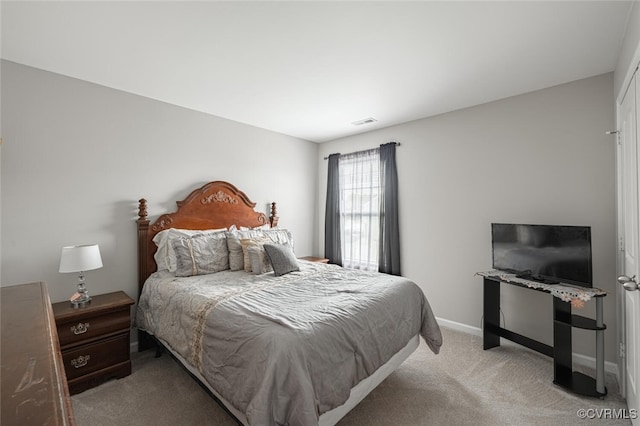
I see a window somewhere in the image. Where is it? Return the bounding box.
[325,142,400,275]
[339,149,380,271]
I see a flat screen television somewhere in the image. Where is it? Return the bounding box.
[491,223,593,287]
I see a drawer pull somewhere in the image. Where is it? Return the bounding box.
[70,322,90,335]
[71,355,90,369]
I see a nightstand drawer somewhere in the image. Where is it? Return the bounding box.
[62,333,129,381]
[57,309,130,348]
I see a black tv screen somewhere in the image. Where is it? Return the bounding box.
[491,223,593,287]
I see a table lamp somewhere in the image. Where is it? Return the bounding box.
[59,244,103,308]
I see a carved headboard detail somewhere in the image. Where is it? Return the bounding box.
[137,181,278,293]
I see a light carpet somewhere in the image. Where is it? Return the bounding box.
[72,327,630,425]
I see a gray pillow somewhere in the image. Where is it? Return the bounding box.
[263,243,299,276]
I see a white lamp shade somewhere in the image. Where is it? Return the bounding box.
[59,244,103,273]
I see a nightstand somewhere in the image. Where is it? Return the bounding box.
[298,256,330,263]
[52,291,135,395]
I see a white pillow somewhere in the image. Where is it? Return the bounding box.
[239,236,272,272]
[153,227,226,271]
[225,228,267,271]
[172,233,229,277]
[263,229,294,250]
[247,246,273,275]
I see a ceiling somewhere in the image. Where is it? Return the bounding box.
[1,1,633,143]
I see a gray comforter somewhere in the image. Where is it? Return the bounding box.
[136,261,442,426]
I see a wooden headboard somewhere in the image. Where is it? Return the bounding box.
[136,181,278,293]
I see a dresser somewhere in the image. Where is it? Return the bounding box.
[1,282,75,425]
[52,291,135,395]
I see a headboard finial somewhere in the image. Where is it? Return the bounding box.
[270,202,279,228]
[138,198,148,221]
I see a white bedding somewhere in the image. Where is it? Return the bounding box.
[136,260,442,425]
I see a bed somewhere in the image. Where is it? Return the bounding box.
[134,181,442,426]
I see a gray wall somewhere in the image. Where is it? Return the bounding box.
[1,60,319,308]
[0,61,622,364]
[317,73,617,363]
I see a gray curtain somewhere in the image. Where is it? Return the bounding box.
[324,153,342,265]
[379,142,401,275]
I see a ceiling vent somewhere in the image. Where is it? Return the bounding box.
[352,117,377,126]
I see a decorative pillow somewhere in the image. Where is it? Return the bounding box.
[263,243,300,276]
[153,227,226,271]
[225,228,266,271]
[239,236,272,272]
[153,228,187,271]
[171,233,229,277]
[247,246,273,275]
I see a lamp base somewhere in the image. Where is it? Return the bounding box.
[70,294,92,309]
[70,298,91,309]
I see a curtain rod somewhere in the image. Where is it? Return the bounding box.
[323,141,400,160]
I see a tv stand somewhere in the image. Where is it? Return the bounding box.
[477,270,607,398]
[515,273,559,285]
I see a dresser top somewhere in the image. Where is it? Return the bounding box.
[1,282,75,426]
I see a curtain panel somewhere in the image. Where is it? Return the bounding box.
[324,153,342,265]
[379,142,401,275]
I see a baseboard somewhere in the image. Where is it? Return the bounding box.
[573,352,619,385]
[435,317,619,385]
[436,317,483,337]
